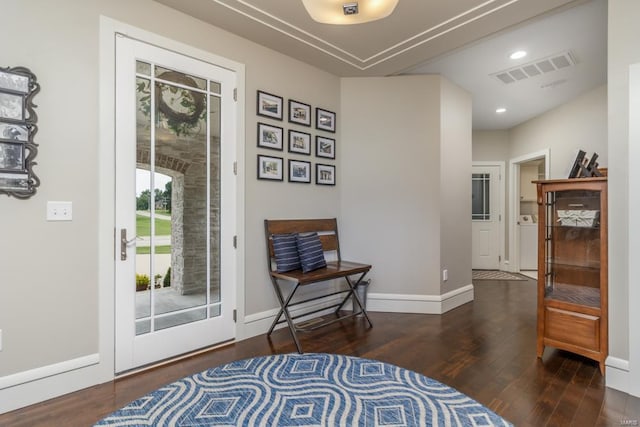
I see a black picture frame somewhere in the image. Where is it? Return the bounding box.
[288,159,311,183]
[288,99,311,126]
[316,163,336,186]
[316,108,336,133]
[568,150,586,178]
[316,136,335,159]
[257,122,284,151]
[257,155,284,181]
[288,130,311,155]
[256,90,283,120]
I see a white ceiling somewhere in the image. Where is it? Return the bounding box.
[155,0,607,130]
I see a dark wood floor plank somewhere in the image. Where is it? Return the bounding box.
[1,280,639,427]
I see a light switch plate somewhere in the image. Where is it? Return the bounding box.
[47,201,73,221]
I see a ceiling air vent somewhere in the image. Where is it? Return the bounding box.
[491,51,577,85]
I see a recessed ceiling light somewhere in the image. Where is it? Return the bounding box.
[496,108,507,114]
[510,50,527,60]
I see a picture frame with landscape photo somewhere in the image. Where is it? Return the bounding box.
[257,154,283,181]
[257,122,284,151]
[316,108,336,133]
[316,163,335,186]
[288,99,311,126]
[288,159,311,183]
[288,130,311,155]
[0,141,25,172]
[316,136,335,159]
[256,90,283,120]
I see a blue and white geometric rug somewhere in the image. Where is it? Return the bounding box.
[95,353,512,426]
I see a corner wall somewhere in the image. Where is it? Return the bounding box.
[340,75,473,313]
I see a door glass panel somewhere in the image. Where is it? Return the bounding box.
[472,173,490,220]
[134,63,219,334]
[209,94,221,311]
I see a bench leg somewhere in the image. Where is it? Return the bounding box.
[342,273,373,328]
[267,280,304,353]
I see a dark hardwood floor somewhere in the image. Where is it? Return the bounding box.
[1,278,639,426]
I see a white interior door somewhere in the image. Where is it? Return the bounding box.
[115,36,236,373]
[472,165,501,270]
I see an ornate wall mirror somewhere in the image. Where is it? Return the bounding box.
[0,66,40,198]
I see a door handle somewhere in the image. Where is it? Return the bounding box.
[120,229,140,261]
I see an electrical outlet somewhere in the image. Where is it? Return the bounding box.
[47,201,73,221]
[442,269,448,281]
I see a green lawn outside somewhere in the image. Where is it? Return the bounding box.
[136,215,171,236]
[137,245,171,255]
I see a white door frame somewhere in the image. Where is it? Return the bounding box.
[507,149,549,273]
[98,17,246,377]
[472,161,506,270]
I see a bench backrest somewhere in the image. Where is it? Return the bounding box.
[264,219,342,270]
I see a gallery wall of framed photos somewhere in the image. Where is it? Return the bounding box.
[0,66,40,198]
[256,89,336,186]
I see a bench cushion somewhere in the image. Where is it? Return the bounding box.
[272,233,301,272]
[296,232,327,273]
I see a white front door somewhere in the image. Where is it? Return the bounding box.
[472,165,501,270]
[115,36,236,373]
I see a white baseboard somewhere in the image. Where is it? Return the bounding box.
[242,284,475,340]
[0,354,107,414]
[604,356,640,398]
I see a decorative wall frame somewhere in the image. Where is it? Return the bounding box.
[316,108,336,133]
[257,90,283,120]
[316,163,336,186]
[0,66,40,198]
[288,130,311,155]
[288,99,311,126]
[257,154,284,181]
[257,122,284,151]
[316,136,335,159]
[288,159,311,183]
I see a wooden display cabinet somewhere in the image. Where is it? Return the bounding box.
[535,177,608,374]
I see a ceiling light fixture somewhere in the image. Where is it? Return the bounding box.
[496,108,507,114]
[301,0,399,25]
[509,50,527,60]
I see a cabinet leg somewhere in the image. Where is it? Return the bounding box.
[536,342,544,358]
[599,361,605,376]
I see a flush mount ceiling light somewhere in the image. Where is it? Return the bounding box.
[301,0,399,25]
[496,107,507,114]
[509,50,527,60]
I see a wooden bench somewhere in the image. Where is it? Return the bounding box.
[264,218,372,352]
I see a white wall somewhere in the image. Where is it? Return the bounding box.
[340,75,473,311]
[508,84,607,179]
[439,79,473,293]
[606,0,640,397]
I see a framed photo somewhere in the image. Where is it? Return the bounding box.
[0,122,29,141]
[288,99,311,126]
[316,108,336,133]
[288,130,311,155]
[257,155,283,181]
[316,136,335,159]
[0,70,30,94]
[288,159,311,183]
[0,141,25,172]
[316,163,336,186]
[0,92,25,121]
[257,90,283,120]
[257,122,284,151]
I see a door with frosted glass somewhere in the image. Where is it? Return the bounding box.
[115,36,236,372]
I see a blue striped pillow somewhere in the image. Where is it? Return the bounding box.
[296,232,327,273]
[272,233,301,272]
